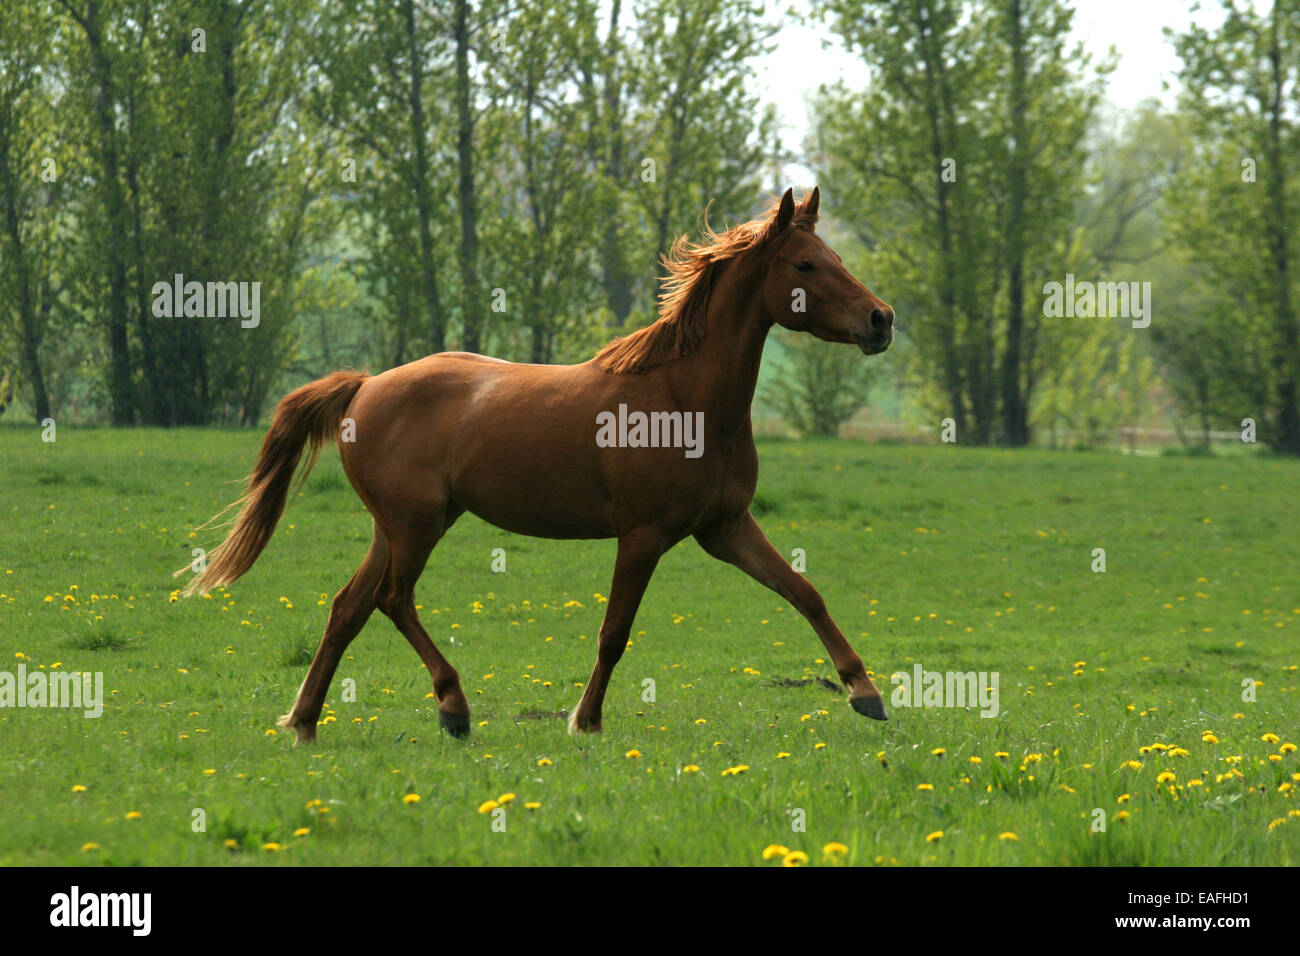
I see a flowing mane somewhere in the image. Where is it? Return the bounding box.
[595,192,820,374]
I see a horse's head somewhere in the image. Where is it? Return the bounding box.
[763,187,894,356]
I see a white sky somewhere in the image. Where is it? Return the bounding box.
[753,0,1234,182]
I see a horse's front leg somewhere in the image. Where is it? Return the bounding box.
[568,527,668,734]
[695,511,887,720]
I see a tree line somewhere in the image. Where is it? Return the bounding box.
[0,0,1297,455]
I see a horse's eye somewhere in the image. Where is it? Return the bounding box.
[794,261,814,273]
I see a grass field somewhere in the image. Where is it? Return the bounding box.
[1,426,1297,866]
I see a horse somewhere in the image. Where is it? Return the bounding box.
[178,187,895,743]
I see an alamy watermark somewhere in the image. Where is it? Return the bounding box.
[890,663,1000,718]
[595,404,704,459]
[0,665,103,718]
[1042,274,1151,328]
[150,273,260,328]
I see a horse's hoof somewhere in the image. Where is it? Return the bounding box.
[440,711,471,738]
[850,696,888,721]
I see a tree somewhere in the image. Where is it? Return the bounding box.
[1166,0,1300,455]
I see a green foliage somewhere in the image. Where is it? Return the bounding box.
[764,330,878,436]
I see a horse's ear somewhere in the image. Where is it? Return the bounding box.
[775,188,795,232]
[801,186,820,226]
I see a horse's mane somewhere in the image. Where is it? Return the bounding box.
[595,192,819,374]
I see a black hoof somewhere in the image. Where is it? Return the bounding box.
[850,696,888,721]
[440,711,471,738]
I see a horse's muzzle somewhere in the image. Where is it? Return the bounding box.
[854,330,892,356]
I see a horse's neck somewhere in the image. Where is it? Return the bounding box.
[668,258,772,441]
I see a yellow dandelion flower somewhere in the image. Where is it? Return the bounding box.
[762,844,789,860]
[822,842,849,858]
[81,843,100,852]
[1262,733,1280,744]
[917,783,933,791]
[625,749,642,759]
[524,801,541,810]
[969,756,982,764]
[931,748,946,756]
[125,811,142,820]
[781,851,809,867]
[262,842,282,852]
[537,758,553,767]
[683,765,700,773]
[71,784,87,793]
[925,830,944,842]
[998,832,1019,841]
[814,742,827,750]
[1115,811,1130,822]
[994,751,1009,759]
[1156,771,1176,784]
[1281,743,1297,754]
[1122,760,1142,770]
[223,839,238,849]
[497,793,515,805]
[1202,732,1219,745]
[1118,793,1131,803]
[477,799,499,813]
[721,765,750,776]
[777,752,791,759]
[402,793,421,805]
[293,828,310,837]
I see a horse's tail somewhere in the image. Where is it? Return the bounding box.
[177,370,369,597]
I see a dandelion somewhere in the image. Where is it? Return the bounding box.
[125,811,142,820]
[917,783,934,791]
[1122,760,1142,771]
[293,828,310,838]
[1262,733,1280,744]
[781,851,809,867]
[524,802,541,810]
[478,799,499,813]
[1118,793,1131,803]
[682,765,700,774]
[81,843,100,852]
[777,752,791,759]
[969,756,982,764]
[1115,811,1130,822]
[1202,732,1219,745]
[994,751,1009,759]
[625,749,642,759]
[761,844,789,861]
[402,793,421,805]
[305,799,323,810]
[1168,748,1190,757]
[497,793,516,805]
[822,842,849,859]
[202,768,215,776]
[814,743,827,750]
[925,830,944,843]
[998,832,1018,842]
[721,765,750,776]
[1281,743,1297,754]
[262,842,283,852]
[1156,771,1176,784]
[537,758,553,767]
[70,784,87,793]
[931,748,946,757]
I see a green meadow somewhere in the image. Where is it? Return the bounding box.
[1,426,1296,865]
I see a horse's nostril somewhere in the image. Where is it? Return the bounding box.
[869,308,892,333]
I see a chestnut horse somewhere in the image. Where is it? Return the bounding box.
[179,187,894,742]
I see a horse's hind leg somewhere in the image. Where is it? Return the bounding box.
[374,504,471,738]
[279,523,387,744]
